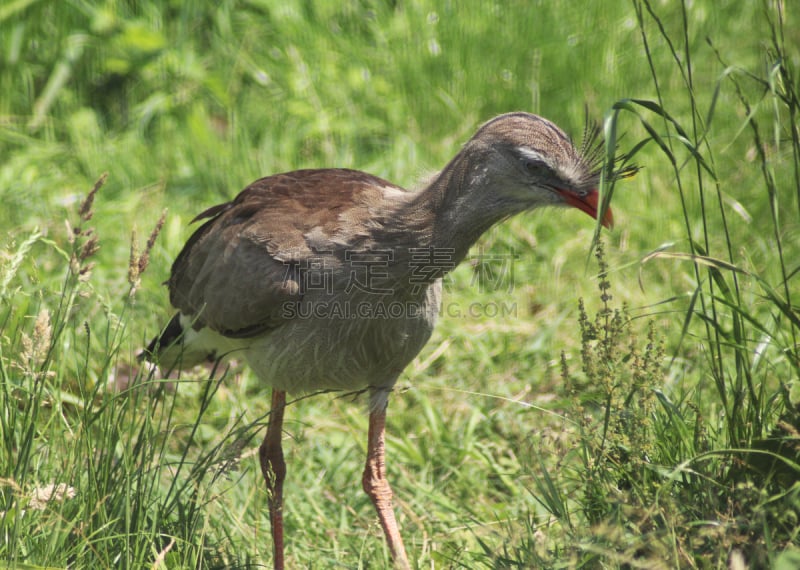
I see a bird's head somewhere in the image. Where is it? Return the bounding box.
[462,112,613,229]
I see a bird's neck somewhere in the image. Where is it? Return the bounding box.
[399,149,510,266]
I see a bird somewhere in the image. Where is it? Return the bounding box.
[142,112,614,569]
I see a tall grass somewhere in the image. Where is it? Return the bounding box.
[625,0,800,448]
[1,0,799,568]
[499,1,800,567]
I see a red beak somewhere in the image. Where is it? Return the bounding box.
[559,188,614,229]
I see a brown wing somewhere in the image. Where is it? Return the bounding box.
[167,168,406,337]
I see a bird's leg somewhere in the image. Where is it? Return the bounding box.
[259,389,287,570]
[362,403,411,570]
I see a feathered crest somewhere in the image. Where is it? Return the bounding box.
[577,109,639,187]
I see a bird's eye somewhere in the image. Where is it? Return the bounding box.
[522,158,546,173]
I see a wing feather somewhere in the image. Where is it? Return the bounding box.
[167,168,406,337]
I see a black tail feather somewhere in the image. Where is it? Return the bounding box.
[139,312,184,362]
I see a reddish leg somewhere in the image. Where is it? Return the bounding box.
[259,389,287,570]
[362,404,411,569]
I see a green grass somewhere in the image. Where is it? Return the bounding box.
[2,0,800,568]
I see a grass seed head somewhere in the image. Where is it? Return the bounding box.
[79,173,107,223]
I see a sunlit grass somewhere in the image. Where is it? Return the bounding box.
[1,0,799,568]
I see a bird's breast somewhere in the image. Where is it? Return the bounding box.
[243,281,442,394]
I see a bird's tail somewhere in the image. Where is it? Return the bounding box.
[139,312,220,369]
